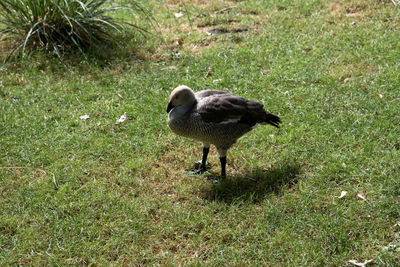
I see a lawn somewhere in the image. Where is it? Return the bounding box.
[1,0,400,265]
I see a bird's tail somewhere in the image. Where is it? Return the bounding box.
[265,112,281,128]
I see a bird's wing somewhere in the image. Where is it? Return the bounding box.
[195,90,233,99]
[197,93,267,125]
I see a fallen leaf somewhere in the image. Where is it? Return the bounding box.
[343,77,351,83]
[338,190,348,198]
[347,259,374,267]
[346,12,362,17]
[115,114,127,125]
[205,66,213,78]
[215,6,237,14]
[175,37,183,46]
[356,193,366,201]
[79,114,90,120]
[174,12,184,18]
[162,66,177,71]
[394,222,400,228]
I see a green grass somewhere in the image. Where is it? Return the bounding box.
[1,0,400,265]
[0,0,150,60]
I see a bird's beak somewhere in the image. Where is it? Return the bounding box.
[167,102,174,113]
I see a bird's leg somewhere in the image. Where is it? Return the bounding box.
[200,146,209,172]
[217,148,228,178]
[187,144,209,175]
[219,156,226,178]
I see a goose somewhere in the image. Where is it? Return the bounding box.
[166,85,281,178]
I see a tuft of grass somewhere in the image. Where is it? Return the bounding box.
[0,0,150,60]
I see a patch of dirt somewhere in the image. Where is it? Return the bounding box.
[205,27,249,36]
[152,1,264,59]
[329,1,369,18]
[164,0,237,9]
[0,167,50,196]
[187,39,218,53]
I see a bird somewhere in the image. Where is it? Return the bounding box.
[166,85,281,178]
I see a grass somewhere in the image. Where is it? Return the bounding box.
[0,0,150,60]
[1,0,400,265]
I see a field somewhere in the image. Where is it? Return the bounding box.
[1,0,400,265]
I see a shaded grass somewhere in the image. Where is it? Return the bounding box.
[0,0,151,60]
[1,0,400,265]
[202,161,301,203]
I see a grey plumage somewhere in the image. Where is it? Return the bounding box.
[167,85,281,178]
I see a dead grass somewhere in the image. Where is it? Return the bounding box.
[150,0,266,60]
[0,167,49,188]
[328,0,394,19]
[163,0,237,9]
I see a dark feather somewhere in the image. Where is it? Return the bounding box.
[264,112,281,128]
[195,90,233,98]
[196,90,281,127]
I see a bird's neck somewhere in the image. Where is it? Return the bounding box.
[168,101,196,121]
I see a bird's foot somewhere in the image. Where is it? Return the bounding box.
[186,161,207,175]
[207,177,220,183]
[186,168,207,175]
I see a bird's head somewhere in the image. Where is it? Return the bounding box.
[167,85,196,113]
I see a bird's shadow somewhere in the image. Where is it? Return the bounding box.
[199,161,301,204]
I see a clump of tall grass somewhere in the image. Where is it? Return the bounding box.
[0,0,150,60]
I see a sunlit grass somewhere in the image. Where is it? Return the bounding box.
[1,0,400,265]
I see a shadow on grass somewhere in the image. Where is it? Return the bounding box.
[200,161,301,204]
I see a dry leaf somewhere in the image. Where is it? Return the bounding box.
[394,222,400,228]
[343,78,351,83]
[205,66,213,78]
[162,66,177,71]
[79,114,90,120]
[347,259,374,267]
[215,6,236,14]
[338,190,348,198]
[356,193,366,201]
[174,12,184,18]
[115,114,127,125]
[346,13,362,17]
